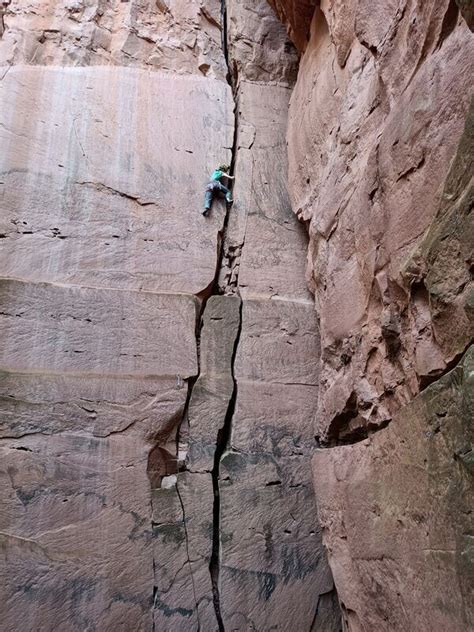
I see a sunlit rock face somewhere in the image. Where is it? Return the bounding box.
[271,0,473,629]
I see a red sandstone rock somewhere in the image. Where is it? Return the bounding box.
[0,2,233,628]
[0,1,339,630]
[271,1,474,629]
[0,0,226,78]
[313,347,473,631]
[286,0,474,444]
[267,0,318,51]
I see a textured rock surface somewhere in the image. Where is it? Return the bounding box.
[0,65,228,632]
[0,0,226,78]
[286,0,474,444]
[402,101,474,380]
[158,1,340,628]
[313,346,474,631]
[0,0,340,630]
[0,2,226,629]
[271,1,474,630]
[456,0,474,30]
[211,3,339,627]
[151,295,241,631]
[219,298,335,630]
[0,66,233,294]
[312,91,473,632]
[226,0,299,84]
[267,0,317,51]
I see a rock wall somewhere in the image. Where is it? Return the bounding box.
[0,1,340,630]
[288,0,473,443]
[4,0,471,629]
[272,0,473,630]
[0,0,226,77]
[314,345,474,632]
[152,1,340,629]
[266,0,317,51]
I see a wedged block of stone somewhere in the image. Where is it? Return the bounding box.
[219,452,334,630]
[188,295,241,471]
[0,66,233,294]
[152,472,217,632]
[234,297,320,385]
[0,432,155,632]
[0,278,198,378]
[312,347,474,632]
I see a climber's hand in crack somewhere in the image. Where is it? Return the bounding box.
[203,163,235,216]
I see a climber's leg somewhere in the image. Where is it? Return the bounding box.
[216,181,233,204]
[203,188,213,215]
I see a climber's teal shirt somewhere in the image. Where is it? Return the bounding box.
[211,169,224,181]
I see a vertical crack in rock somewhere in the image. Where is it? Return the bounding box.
[213,0,240,298]
[209,4,242,630]
[148,328,203,628]
[0,1,10,39]
[149,2,242,627]
[173,372,202,630]
[220,0,231,83]
[152,563,157,632]
[209,302,242,631]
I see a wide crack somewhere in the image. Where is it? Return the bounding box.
[220,0,231,84]
[209,300,242,631]
[0,1,11,39]
[206,5,242,630]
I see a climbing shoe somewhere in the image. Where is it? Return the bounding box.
[226,194,233,204]
[202,209,209,217]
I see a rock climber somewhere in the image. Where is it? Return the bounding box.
[203,164,234,216]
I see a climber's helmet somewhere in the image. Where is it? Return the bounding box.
[218,164,230,172]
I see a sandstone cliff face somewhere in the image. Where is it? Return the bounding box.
[287,0,473,444]
[0,0,226,77]
[0,1,340,630]
[3,0,472,629]
[272,0,473,630]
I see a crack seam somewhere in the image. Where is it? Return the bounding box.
[209,299,242,632]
